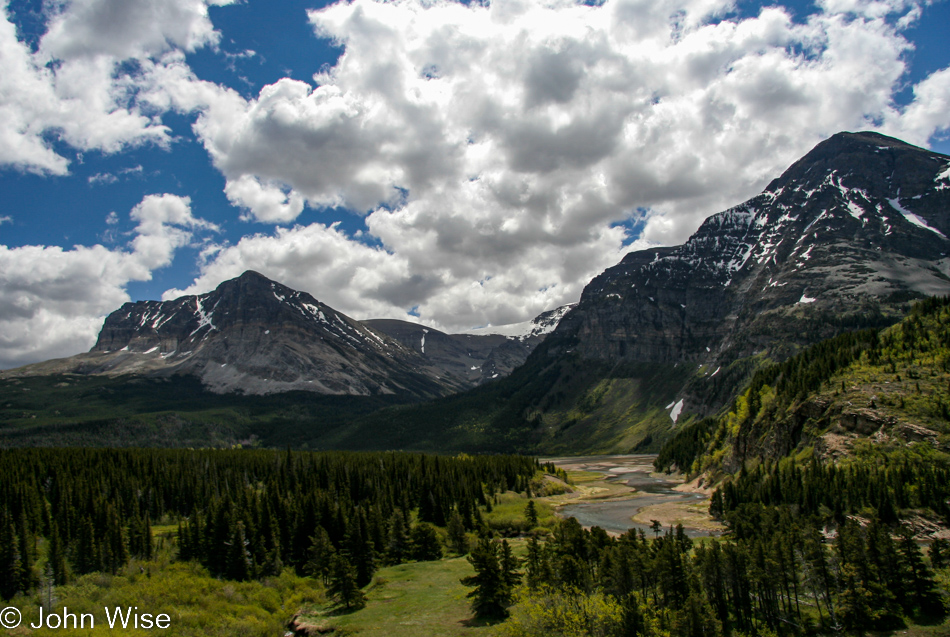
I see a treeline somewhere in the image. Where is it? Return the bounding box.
[500,512,944,636]
[711,457,950,524]
[656,296,950,475]
[0,448,543,600]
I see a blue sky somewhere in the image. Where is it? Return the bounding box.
[1,0,949,368]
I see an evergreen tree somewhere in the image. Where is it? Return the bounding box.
[74,517,100,575]
[930,538,948,569]
[461,538,511,619]
[447,510,468,555]
[305,527,336,585]
[524,500,539,528]
[386,510,410,565]
[225,521,254,581]
[327,553,366,611]
[15,511,35,593]
[499,539,522,591]
[410,522,443,562]
[0,517,22,600]
[48,523,69,586]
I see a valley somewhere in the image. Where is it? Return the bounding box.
[2,132,950,636]
[546,455,724,538]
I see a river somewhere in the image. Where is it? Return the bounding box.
[544,454,722,538]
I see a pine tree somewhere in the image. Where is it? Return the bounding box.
[524,500,539,528]
[930,538,948,569]
[447,510,468,555]
[327,553,366,611]
[305,527,336,585]
[225,521,254,581]
[499,539,522,591]
[460,538,510,619]
[48,523,69,586]
[410,522,443,562]
[0,518,22,600]
[386,510,410,564]
[74,517,100,575]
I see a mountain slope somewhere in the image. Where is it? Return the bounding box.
[365,304,574,386]
[656,296,950,477]
[549,132,950,410]
[3,271,452,397]
[323,132,950,453]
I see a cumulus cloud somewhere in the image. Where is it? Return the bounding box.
[0,194,213,369]
[167,0,950,332]
[0,0,232,175]
[5,0,950,346]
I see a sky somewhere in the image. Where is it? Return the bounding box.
[1,0,949,369]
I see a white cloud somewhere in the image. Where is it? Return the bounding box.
[0,194,213,369]
[167,0,950,331]
[0,0,232,175]
[5,0,950,350]
[40,0,234,61]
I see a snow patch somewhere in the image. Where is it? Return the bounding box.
[710,366,721,377]
[888,198,947,239]
[846,201,864,220]
[669,399,685,424]
[798,294,816,304]
[936,164,950,189]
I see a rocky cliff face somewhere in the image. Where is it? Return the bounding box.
[365,304,574,385]
[79,271,449,396]
[544,131,950,420]
[6,272,573,397]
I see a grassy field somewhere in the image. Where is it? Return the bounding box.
[295,556,498,637]
[2,558,321,637]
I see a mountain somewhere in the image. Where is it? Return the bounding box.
[322,131,950,454]
[539,132,950,421]
[2,271,455,397]
[656,297,950,477]
[365,304,574,386]
[1,271,573,406]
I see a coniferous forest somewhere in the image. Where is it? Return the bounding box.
[3,303,950,635]
[0,448,543,601]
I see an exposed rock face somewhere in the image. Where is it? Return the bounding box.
[6,272,573,397]
[544,132,950,417]
[25,271,447,396]
[365,304,574,385]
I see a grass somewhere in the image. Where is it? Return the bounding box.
[3,557,321,637]
[296,555,500,637]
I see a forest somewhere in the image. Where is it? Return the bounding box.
[0,447,546,605]
[491,511,946,636]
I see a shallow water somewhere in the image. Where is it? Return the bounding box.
[544,454,716,538]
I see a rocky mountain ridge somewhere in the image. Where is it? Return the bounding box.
[2,271,571,397]
[543,131,950,424]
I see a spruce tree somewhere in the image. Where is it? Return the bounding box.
[386,510,410,564]
[0,518,22,600]
[305,527,336,585]
[327,553,366,611]
[225,521,254,581]
[524,500,539,528]
[447,510,468,555]
[460,538,510,619]
[410,523,443,562]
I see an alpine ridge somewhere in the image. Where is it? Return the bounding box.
[540,131,950,426]
[2,271,572,398]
